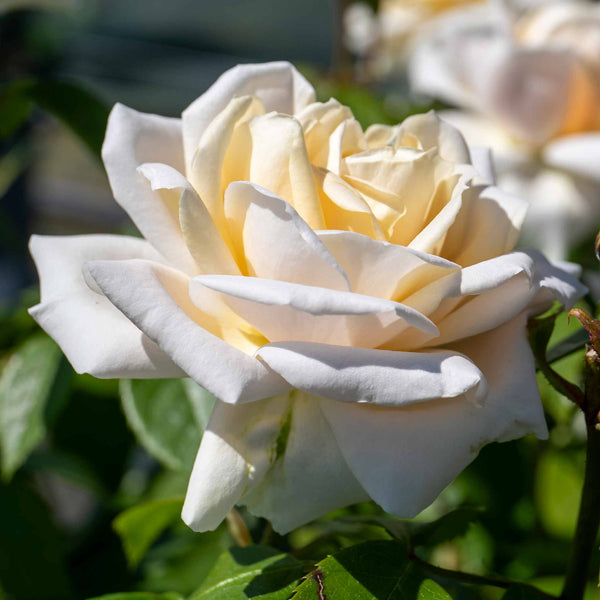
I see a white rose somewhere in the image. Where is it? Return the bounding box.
[409,1,600,260]
[29,62,585,533]
[345,0,484,76]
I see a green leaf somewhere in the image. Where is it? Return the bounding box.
[337,515,411,543]
[410,508,483,547]
[119,379,215,471]
[87,594,183,600]
[0,80,33,138]
[113,498,183,568]
[0,79,110,160]
[535,450,582,539]
[0,479,73,600]
[140,525,231,595]
[502,584,551,599]
[0,333,63,479]
[189,546,307,600]
[292,541,452,600]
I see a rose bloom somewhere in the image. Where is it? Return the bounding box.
[344,0,483,76]
[410,0,600,261]
[29,62,584,533]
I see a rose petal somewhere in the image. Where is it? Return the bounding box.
[247,112,325,229]
[101,104,196,273]
[28,234,183,378]
[183,391,368,533]
[188,95,265,239]
[320,312,546,519]
[242,392,369,533]
[182,61,315,169]
[190,274,438,348]
[317,230,458,300]
[257,342,487,407]
[182,393,292,532]
[394,111,472,165]
[543,133,600,182]
[224,181,350,290]
[441,184,528,266]
[85,259,290,404]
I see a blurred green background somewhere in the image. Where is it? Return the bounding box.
[0,2,599,599]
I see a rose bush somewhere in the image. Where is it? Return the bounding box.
[29,62,585,534]
[409,0,600,260]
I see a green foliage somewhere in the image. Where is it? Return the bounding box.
[0,78,110,160]
[87,594,184,600]
[140,526,231,596]
[410,508,483,548]
[535,450,583,539]
[114,498,184,568]
[0,332,67,479]
[293,541,452,600]
[502,584,551,599]
[0,479,73,600]
[189,546,307,600]
[119,379,215,472]
[0,80,33,138]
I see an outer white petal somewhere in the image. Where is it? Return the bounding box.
[543,133,600,182]
[224,182,350,290]
[242,392,369,534]
[85,259,290,404]
[432,251,585,344]
[183,392,368,534]
[395,251,585,350]
[182,61,315,169]
[101,104,196,273]
[257,342,487,407]
[28,235,183,378]
[182,394,291,532]
[321,313,546,519]
[190,275,438,348]
[449,312,548,441]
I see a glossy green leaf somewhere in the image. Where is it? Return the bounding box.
[0,333,63,479]
[189,546,306,600]
[411,508,483,547]
[140,525,231,596]
[113,498,183,568]
[119,379,215,471]
[292,541,452,600]
[87,593,183,600]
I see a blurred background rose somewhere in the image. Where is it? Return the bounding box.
[345,0,600,266]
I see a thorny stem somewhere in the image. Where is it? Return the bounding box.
[560,347,600,600]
